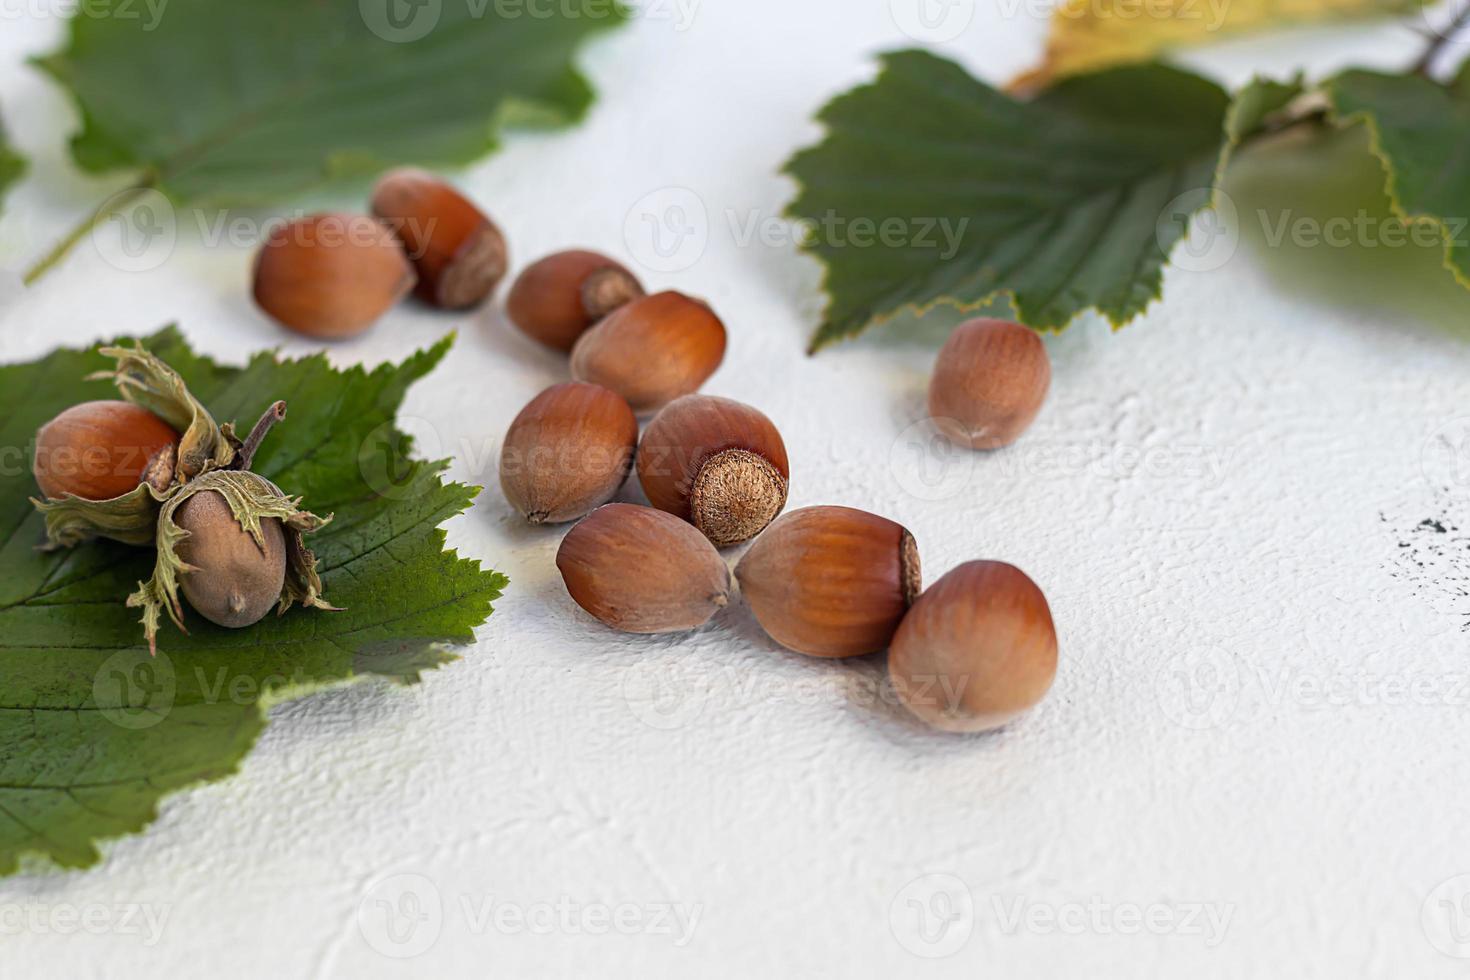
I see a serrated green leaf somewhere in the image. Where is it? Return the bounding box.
[1325,67,1470,288]
[785,51,1244,351]
[0,328,506,874]
[33,0,628,205]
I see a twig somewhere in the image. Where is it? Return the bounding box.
[1413,5,1470,78]
[237,401,287,471]
[20,178,155,286]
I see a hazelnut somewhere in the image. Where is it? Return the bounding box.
[570,291,726,412]
[636,394,789,547]
[735,505,920,658]
[889,561,1057,733]
[371,168,508,310]
[507,249,644,351]
[928,318,1051,449]
[174,488,287,629]
[253,213,416,339]
[499,382,638,525]
[32,400,179,501]
[556,503,732,634]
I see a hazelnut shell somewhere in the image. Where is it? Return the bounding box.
[636,394,789,547]
[33,400,180,501]
[499,382,638,525]
[735,505,920,658]
[928,318,1051,449]
[889,561,1057,733]
[253,213,416,339]
[507,250,644,351]
[556,503,732,634]
[371,168,508,309]
[569,291,726,412]
[175,489,288,630]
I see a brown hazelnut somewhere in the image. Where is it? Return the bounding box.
[735,505,920,658]
[507,250,644,351]
[556,503,732,634]
[371,168,508,310]
[32,400,179,501]
[569,291,726,412]
[499,382,638,525]
[175,488,287,629]
[636,394,789,547]
[889,561,1057,733]
[928,318,1050,449]
[253,213,416,339]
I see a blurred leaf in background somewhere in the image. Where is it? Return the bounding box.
[1326,64,1470,286]
[21,0,626,280]
[1014,0,1418,91]
[0,115,24,209]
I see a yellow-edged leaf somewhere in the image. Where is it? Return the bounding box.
[1015,0,1416,91]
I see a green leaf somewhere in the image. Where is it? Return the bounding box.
[34,0,628,204]
[1325,67,1470,288]
[785,51,1253,351]
[0,328,506,874]
[0,115,24,210]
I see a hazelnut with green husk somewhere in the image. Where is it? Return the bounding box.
[30,343,338,653]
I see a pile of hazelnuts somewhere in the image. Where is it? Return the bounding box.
[246,169,1058,734]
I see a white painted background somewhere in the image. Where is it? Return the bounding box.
[2,2,1469,977]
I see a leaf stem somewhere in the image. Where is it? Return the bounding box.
[20,178,155,286]
[1414,6,1470,79]
[237,401,287,472]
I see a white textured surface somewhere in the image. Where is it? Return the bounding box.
[2,5,1470,978]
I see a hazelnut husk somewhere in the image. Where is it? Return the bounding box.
[507,250,644,351]
[929,318,1051,449]
[889,561,1057,733]
[499,382,638,525]
[570,291,726,412]
[735,506,920,658]
[253,213,416,339]
[556,503,732,634]
[371,168,508,310]
[32,400,179,502]
[636,394,789,547]
[175,488,287,629]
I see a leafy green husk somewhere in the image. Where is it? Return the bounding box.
[128,468,334,654]
[0,328,505,874]
[1325,65,1470,288]
[33,0,629,205]
[784,51,1299,351]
